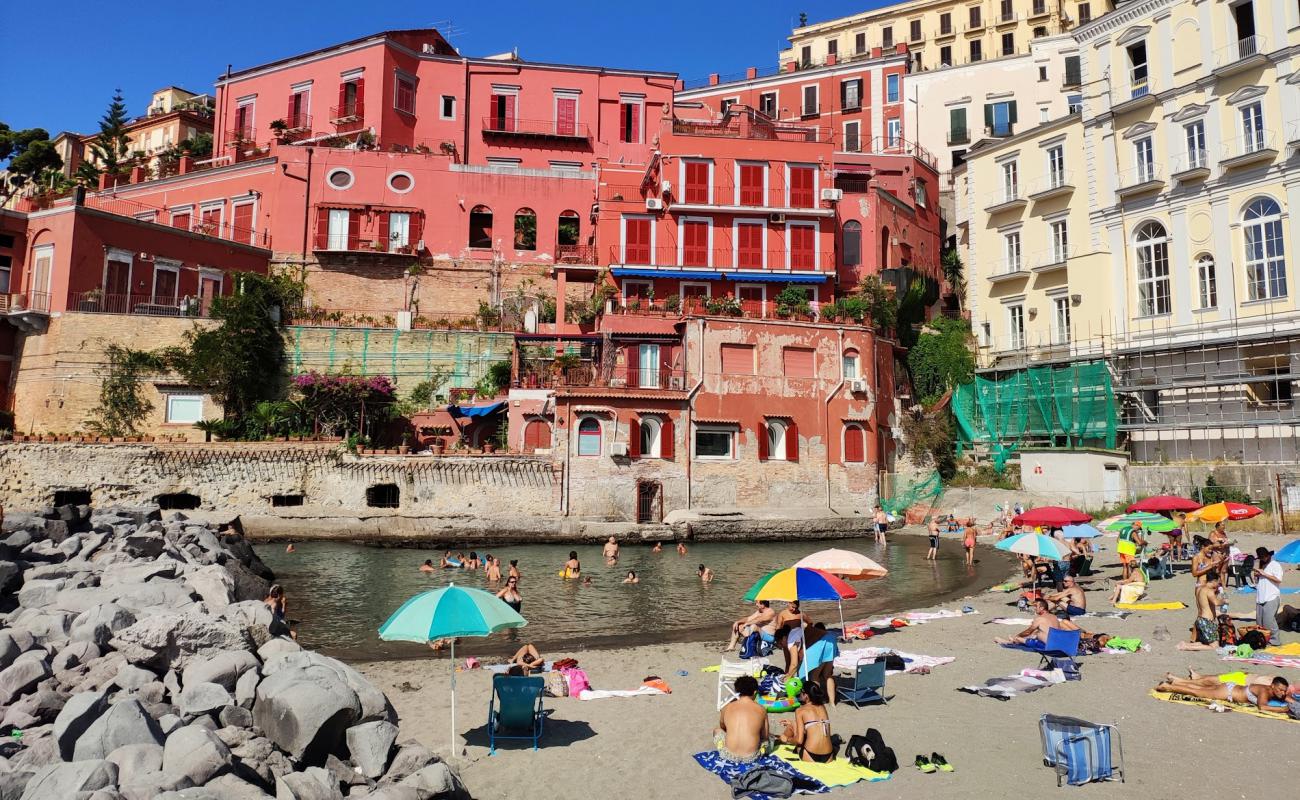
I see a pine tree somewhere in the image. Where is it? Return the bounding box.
[88,90,132,179]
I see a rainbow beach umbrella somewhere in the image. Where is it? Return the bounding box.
[995,532,1072,561]
[744,567,858,638]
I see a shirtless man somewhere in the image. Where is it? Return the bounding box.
[677,542,688,556]
[652,541,663,553]
[726,600,777,651]
[1046,576,1087,616]
[419,559,436,573]
[926,518,940,561]
[602,536,620,564]
[715,676,770,763]
[994,599,1078,646]
[698,564,714,582]
[873,506,889,544]
[1177,573,1223,651]
[1155,674,1291,712]
[485,557,501,583]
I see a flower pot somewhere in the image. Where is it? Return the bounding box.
[56,435,71,442]
[398,445,410,455]
[382,448,396,455]
[483,443,496,454]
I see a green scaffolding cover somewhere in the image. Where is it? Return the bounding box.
[952,360,1117,470]
[882,471,943,516]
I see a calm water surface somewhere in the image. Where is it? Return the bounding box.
[257,536,1012,661]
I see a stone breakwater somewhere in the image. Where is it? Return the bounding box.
[0,503,469,799]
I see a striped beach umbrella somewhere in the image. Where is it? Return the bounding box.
[995,532,1072,561]
[744,567,859,602]
[1102,512,1177,533]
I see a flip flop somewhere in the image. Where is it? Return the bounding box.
[914,754,936,773]
[931,752,954,772]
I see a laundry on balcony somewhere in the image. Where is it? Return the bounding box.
[446,402,506,419]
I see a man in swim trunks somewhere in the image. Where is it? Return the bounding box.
[1046,576,1087,616]
[873,506,889,544]
[926,518,939,561]
[715,675,770,763]
[1155,674,1291,711]
[602,536,619,564]
[727,600,776,651]
[1177,573,1221,651]
[419,559,435,573]
[994,599,1078,646]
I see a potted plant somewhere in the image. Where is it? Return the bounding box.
[664,294,681,314]
[80,288,104,311]
[398,433,411,455]
[269,119,288,139]
[483,440,496,454]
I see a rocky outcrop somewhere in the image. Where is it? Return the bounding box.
[0,504,468,799]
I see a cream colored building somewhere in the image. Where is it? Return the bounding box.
[960,0,1300,462]
[80,87,213,173]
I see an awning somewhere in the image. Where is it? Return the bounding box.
[612,268,723,280]
[446,401,505,419]
[730,271,828,284]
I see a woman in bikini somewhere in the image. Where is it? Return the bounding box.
[1155,673,1291,711]
[779,681,835,763]
[963,521,978,566]
[562,551,581,579]
[496,576,523,614]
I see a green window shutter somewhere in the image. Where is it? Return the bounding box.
[1008,101,1018,125]
[983,104,993,132]
[950,108,966,134]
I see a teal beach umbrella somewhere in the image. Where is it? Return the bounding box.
[379,584,526,751]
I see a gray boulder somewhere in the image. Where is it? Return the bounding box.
[253,664,361,762]
[257,639,301,661]
[0,631,25,672]
[262,653,390,724]
[398,763,459,798]
[185,565,235,610]
[380,743,437,785]
[157,714,184,736]
[118,770,195,800]
[220,601,273,631]
[101,558,180,586]
[74,698,164,761]
[114,663,158,691]
[0,652,51,705]
[0,770,33,800]
[227,734,294,787]
[9,737,61,772]
[111,612,252,672]
[204,773,277,799]
[122,531,166,559]
[345,721,398,780]
[234,669,260,709]
[361,788,422,800]
[66,651,128,693]
[218,705,252,729]
[52,640,100,672]
[179,681,233,717]
[275,769,343,800]
[19,759,117,800]
[162,724,232,786]
[16,578,65,609]
[71,604,138,646]
[106,742,165,785]
[53,689,109,759]
[9,688,67,724]
[183,649,260,692]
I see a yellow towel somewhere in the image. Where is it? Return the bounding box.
[700,665,721,673]
[1116,602,1187,610]
[1263,642,1300,657]
[1150,690,1298,724]
[773,745,891,785]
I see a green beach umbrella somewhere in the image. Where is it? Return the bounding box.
[1101,512,1177,533]
[379,583,526,751]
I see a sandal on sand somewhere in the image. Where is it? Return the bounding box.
[915,755,936,773]
[931,753,954,772]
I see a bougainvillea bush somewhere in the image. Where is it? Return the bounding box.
[292,371,397,437]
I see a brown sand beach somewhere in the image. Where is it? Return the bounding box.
[357,531,1300,800]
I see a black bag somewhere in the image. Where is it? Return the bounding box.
[875,654,907,672]
[739,631,773,660]
[730,767,794,799]
[846,728,898,773]
[1238,629,1268,651]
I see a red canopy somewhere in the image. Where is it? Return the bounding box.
[1012,506,1092,527]
[1127,495,1202,513]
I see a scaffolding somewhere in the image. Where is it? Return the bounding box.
[966,307,1300,464]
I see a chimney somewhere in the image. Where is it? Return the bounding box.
[708,73,720,86]
[179,154,195,175]
[745,67,757,79]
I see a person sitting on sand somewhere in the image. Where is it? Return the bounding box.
[778,681,834,763]
[510,643,545,673]
[994,599,1077,646]
[699,564,714,582]
[624,570,639,584]
[419,559,436,573]
[1177,573,1222,651]
[496,576,523,614]
[715,676,770,763]
[1046,576,1087,616]
[1155,674,1292,712]
[603,536,620,564]
[485,557,501,583]
[562,551,581,579]
[727,600,776,651]
[677,542,688,556]
[1108,567,1148,605]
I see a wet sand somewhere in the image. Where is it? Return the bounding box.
[357,530,1300,799]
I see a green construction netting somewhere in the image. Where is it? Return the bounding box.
[882,471,943,516]
[952,360,1117,471]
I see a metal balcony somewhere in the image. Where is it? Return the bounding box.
[1219,131,1278,170]
[481,117,592,141]
[987,261,1029,284]
[1169,149,1210,183]
[1115,164,1164,199]
[1213,36,1269,78]
[1112,76,1157,113]
[984,186,1027,214]
[1027,172,1074,202]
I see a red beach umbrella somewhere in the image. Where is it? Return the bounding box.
[1012,506,1092,527]
[1126,495,1202,513]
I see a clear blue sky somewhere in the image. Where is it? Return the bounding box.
[0,0,891,136]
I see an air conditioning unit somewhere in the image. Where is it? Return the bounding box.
[669,376,685,390]
[820,188,844,201]
[848,379,868,394]
[610,442,629,457]
[769,212,786,224]
[416,239,426,252]
[661,180,673,195]
[646,198,665,211]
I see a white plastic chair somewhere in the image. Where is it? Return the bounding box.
[716,656,768,710]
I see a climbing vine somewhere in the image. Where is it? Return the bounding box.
[86,345,170,436]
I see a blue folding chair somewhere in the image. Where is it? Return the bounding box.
[1003,628,1082,670]
[1039,714,1124,786]
[835,660,887,708]
[487,675,545,754]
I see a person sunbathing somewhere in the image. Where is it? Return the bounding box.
[778,681,834,763]
[994,599,1077,646]
[1155,674,1291,712]
[510,643,545,673]
[1046,577,1087,616]
[1108,570,1147,605]
[715,675,770,764]
[726,600,776,651]
[1180,668,1298,697]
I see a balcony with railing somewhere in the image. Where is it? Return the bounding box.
[1115,163,1164,198]
[671,110,833,144]
[1112,75,1157,111]
[964,17,986,32]
[1220,130,1278,170]
[609,245,835,274]
[1170,149,1211,182]
[947,127,970,145]
[1213,36,1268,76]
[481,117,592,142]
[556,244,598,265]
[1289,121,1300,146]
[1027,171,1074,202]
[1031,245,1074,273]
[987,259,1029,284]
[984,185,1027,214]
[1,291,50,315]
[67,291,213,319]
[995,11,1021,26]
[984,122,1015,138]
[329,104,365,132]
[840,136,939,169]
[611,294,815,322]
[1028,1,1050,19]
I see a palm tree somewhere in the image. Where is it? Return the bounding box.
[941,248,966,313]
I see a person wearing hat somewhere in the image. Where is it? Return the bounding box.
[1252,546,1284,645]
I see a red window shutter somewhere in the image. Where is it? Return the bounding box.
[738,285,764,316]
[354,78,365,117]
[758,420,769,461]
[377,212,390,252]
[629,417,641,458]
[685,162,709,204]
[740,164,764,206]
[504,95,516,131]
[683,220,708,266]
[315,208,329,250]
[786,420,799,461]
[232,203,253,242]
[287,95,296,126]
[660,417,674,460]
[790,167,814,208]
[619,103,628,142]
[844,425,864,463]
[626,343,640,385]
[626,218,650,263]
[790,226,815,270]
[347,210,362,251]
[173,212,191,231]
[738,224,762,269]
[630,102,641,142]
[720,343,754,375]
[556,97,576,135]
[338,82,348,117]
[490,94,501,130]
[783,347,815,377]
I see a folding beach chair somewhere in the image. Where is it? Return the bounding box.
[835,660,887,708]
[1038,714,1124,786]
[1003,628,1082,671]
[488,674,545,755]
[716,656,768,710]
[1148,551,1174,580]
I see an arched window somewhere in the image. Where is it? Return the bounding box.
[557,211,581,247]
[1134,222,1170,316]
[514,208,537,251]
[522,418,551,453]
[577,417,602,456]
[843,424,866,463]
[469,205,493,249]
[1195,254,1217,310]
[842,221,862,267]
[1244,198,1286,301]
[639,417,661,458]
[766,419,788,461]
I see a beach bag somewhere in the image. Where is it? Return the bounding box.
[560,667,590,696]
[543,671,568,698]
[1051,656,1082,681]
[729,767,794,799]
[553,658,579,671]
[1217,615,1240,646]
[1237,629,1268,651]
[740,631,772,660]
[874,654,907,672]
[846,728,898,773]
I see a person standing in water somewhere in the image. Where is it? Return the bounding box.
[508,559,520,580]
[698,564,714,582]
[873,506,889,545]
[485,557,501,583]
[677,542,688,556]
[652,542,663,553]
[563,551,581,579]
[963,519,978,566]
[603,537,620,564]
[496,576,523,614]
[419,559,435,573]
[926,518,940,561]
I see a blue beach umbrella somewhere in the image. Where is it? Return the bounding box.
[1062,524,1103,540]
[1275,539,1300,564]
[379,584,526,751]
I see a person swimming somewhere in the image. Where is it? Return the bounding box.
[624,571,639,584]
[419,559,435,573]
[698,564,714,582]
[652,542,663,553]
[677,542,688,556]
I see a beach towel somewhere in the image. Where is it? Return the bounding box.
[1080,611,1132,620]
[1115,602,1187,610]
[1222,654,1300,669]
[1265,643,1300,657]
[1149,690,1300,724]
[692,751,828,800]
[986,617,1033,626]
[1101,637,1143,653]
[990,581,1023,593]
[772,746,891,786]
[959,668,1065,700]
[1235,586,1300,595]
[832,647,955,675]
[576,686,666,701]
